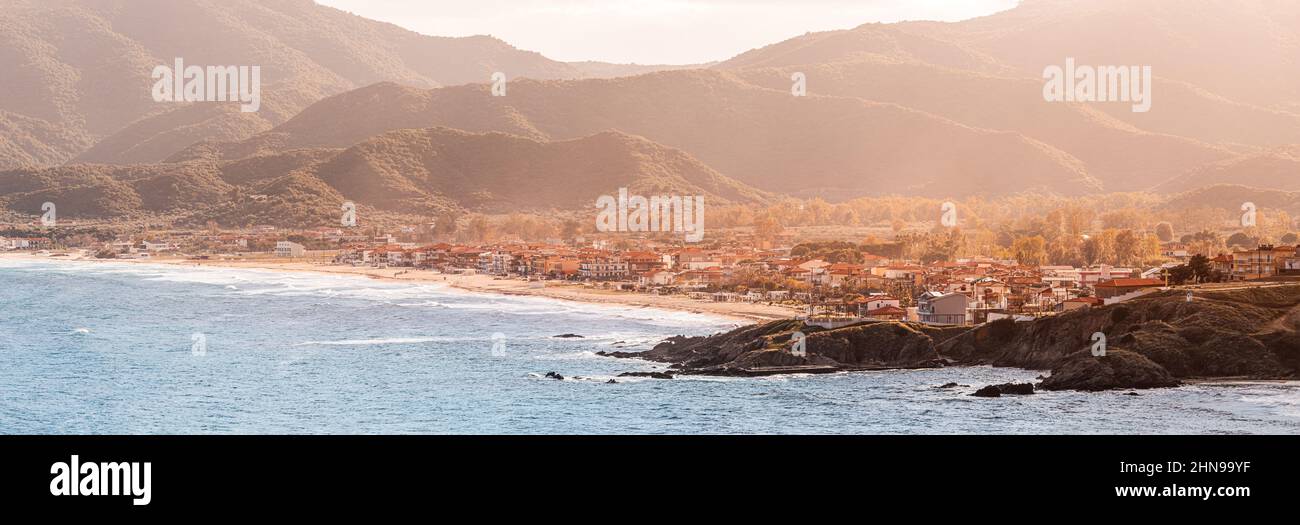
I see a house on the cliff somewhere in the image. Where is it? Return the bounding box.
[917,291,968,326]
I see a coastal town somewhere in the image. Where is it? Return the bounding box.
[6,222,1299,327]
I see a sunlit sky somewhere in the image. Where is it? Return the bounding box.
[315,0,1020,64]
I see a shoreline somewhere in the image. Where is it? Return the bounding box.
[5,252,1298,390]
[0,252,801,324]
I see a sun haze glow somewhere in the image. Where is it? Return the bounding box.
[314,0,1020,64]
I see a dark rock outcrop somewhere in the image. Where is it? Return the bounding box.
[937,287,1300,390]
[618,371,674,379]
[604,319,948,376]
[544,372,564,380]
[1039,349,1180,391]
[553,334,584,338]
[601,286,1300,388]
[971,382,1035,397]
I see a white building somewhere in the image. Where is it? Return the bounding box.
[917,291,969,326]
[275,241,306,258]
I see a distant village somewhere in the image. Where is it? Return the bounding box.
[5,224,1300,328]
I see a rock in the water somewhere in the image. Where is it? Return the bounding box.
[603,319,947,376]
[1039,349,1180,392]
[606,379,617,384]
[998,383,1036,395]
[618,371,674,379]
[971,382,1035,397]
[544,371,564,380]
[553,334,584,338]
[937,382,967,389]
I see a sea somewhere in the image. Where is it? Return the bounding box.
[2,257,1299,434]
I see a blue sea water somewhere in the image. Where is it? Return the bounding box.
[2,257,1299,434]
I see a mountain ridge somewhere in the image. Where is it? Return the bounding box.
[1,127,771,227]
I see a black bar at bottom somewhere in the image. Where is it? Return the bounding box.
[0,435,1290,513]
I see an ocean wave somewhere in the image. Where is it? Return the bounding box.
[5,258,733,333]
[294,337,479,346]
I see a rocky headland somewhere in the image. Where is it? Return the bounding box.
[603,286,1300,392]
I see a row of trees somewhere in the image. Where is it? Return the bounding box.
[711,196,1297,246]
[379,193,1299,254]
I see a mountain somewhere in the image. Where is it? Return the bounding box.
[167,0,1300,197]
[0,128,769,226]
[918,0,1300,113]
[716,22,1013,75]
[174,72,1100,198]
[6,0,1300,204]
[1157,184,1300,216]
[725,60,1241,192]
[0,0,688,170]
[1154,146,1300,193]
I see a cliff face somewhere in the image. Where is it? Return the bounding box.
[1038,349,1181,391]
[601,319,959,376]
[937,286,1300,387]
[608,285,1300,390]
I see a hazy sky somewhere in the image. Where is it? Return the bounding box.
[315,0,1020,64]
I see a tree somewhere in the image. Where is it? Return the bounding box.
[1048,236,1081,266]
[560,219,581,240]
[1187,229,1223,257]
[1062,206,1094,238]
[1139,233,1162,264]
[464,215,494,242]
[434,213,459,239]
[920,230,962,264]
[753,213,784,242]
[1262,210,1293,242]
[1167,264,1194,285]
[1188,254,1214,283]
[1154,222,1174,243]
[1081,231,1116,266]
[1101,209,1144,230]
[1113,230,1141,266]
[1225,231,1255,249]
[1011,235,1047,267]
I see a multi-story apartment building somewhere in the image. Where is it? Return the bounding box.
[1230,245,1289,279]
[579,256,629,280]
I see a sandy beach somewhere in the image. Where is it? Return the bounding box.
[2,252,801,323]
